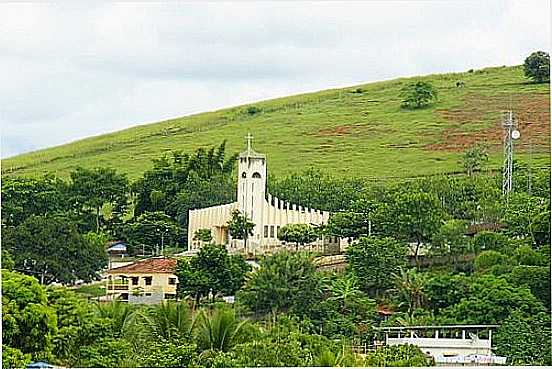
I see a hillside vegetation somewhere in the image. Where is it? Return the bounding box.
[3,65,549,180]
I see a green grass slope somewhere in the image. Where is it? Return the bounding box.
[2,65,550,180]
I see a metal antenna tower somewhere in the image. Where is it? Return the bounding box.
[502,110,518,195]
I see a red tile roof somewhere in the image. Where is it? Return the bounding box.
[107,257,177,274]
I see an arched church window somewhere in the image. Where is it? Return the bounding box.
[252,172,261,179]
[241,172,247,178]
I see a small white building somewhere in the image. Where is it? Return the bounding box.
[375,325,507,366]
[188,136,341,253]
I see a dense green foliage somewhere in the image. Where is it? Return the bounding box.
[523,50,550,83]
[346,236,408,293]
[400,81,438,109]
[2,270,57,361]
[3,216,108,284]
[176,244,251,304]
[278,223,318,248]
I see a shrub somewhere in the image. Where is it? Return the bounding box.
[364,344,434,367]
[400,81,438,109]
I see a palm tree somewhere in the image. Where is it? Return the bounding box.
[391,268,427,316]
[95,298,137,337]
[327,274,375,315]
[141,300,194,340]
[194,308,249,352]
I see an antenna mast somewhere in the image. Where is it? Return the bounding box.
[502,111,517,195]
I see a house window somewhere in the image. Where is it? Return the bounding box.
[270,226,275,238]
[144,276,152,286]
[276,226,281,238]
[168,277,177,285]
[264,225,269,238]
[131,277,139,285]
[145,293,152,297]
[165,293,176,300]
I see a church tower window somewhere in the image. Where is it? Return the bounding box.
[241,172,247,178]
[252,172,261,178]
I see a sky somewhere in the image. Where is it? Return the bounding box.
[1,1,550,158]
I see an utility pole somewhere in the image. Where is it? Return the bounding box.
[502,110,519,197]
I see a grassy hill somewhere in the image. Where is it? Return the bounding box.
[3,65,550,180]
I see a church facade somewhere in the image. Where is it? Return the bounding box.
[188,138,338,253]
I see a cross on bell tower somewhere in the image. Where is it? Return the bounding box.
[245,133,253,155]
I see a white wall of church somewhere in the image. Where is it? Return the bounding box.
[187,142,334,252]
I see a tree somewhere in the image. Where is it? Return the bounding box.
[69,167,129,233]
[424,273,469,314]
[502,192,548,245]
[278,223,318,249]
[124,211,182,255]
[473,251,510,275]
[2,270,57,361]
[193,228,213,243]
[508,265,551,308]
[227,210,254,251]
[140,301,193,341]
[2,249,15,270]
[176,244,251,304]
[326,212,364,241]
[391,268,427,316]
[400,81,438,109]
[462,144,488,176]
[237,251,323,317]
[523,51,550,83]
[194,308,249,352]
[46,287,112,367]
[346,236,408,294]
[1,175,70,228]
[431,220,471,264]
[2,345,31,369]
[3,215,108,284]
[441,275,545,324]
[94,299,136,338]
[383,191,445,264]
[494,310,551,365]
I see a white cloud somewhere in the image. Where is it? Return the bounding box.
[0,0,549,157]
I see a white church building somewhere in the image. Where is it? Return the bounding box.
[188,136,341,254]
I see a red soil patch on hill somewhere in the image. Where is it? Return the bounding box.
[426,92,550,152]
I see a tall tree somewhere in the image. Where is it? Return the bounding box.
[462,144,488,176]
[176,244,251,304]
[124,211,182,255]
[383,191,445,264]
[3,215,108,284]
[346,236,408,294]
[70,167,129,233]
[2,270,57,361]
[523,51,550,83]
[391,268,427,316]
[238,251,323,317]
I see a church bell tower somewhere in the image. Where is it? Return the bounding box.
[237,134,266,242]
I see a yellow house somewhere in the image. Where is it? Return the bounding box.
[105,257,178,304]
